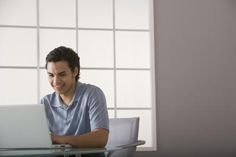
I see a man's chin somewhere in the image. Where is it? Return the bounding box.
[54,89,64,94]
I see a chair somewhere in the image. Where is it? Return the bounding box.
[106,117,145,157]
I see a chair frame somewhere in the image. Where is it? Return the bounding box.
[107,140,145,157]
[106,117,145,157]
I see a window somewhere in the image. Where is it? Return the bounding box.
[0,0,156,150]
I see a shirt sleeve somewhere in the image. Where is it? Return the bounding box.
[88,86,109,131]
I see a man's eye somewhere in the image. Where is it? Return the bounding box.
[59,73,66,77]
[48,75,53,78]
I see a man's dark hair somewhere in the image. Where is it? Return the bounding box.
[45,46,80,81]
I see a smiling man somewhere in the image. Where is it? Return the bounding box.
[41,46,109,157]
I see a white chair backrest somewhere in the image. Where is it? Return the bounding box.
[106,117,139,157]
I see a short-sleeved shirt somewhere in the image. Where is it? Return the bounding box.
[40,81,109,136]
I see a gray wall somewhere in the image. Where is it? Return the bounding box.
[136,0,236,157]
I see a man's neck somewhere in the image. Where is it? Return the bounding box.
[60,83,77,106]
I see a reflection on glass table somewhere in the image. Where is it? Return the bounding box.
[0,146,121,157]
[0,141,145,157]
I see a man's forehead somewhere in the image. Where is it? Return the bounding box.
[47,61,70,73]
[47,61,69,67]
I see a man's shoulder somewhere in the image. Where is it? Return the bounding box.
[77,82,103,94]
[75,82,105,104]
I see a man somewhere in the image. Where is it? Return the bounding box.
[41,46,109,156]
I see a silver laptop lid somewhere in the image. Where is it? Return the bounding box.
[0,104,52,148]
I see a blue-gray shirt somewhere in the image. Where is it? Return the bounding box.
[41,82,109,136]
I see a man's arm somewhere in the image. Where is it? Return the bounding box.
[51,128,109,148]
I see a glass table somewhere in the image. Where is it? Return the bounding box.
[0,146,122,157]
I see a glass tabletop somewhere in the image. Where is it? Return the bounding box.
[0,146,122,157]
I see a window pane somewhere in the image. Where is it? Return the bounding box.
[39,0,76,27]
[0,69,37,105]
[80,69,114,108]
[116,31,150,68]
[0,0,36,26]
[78,30,113,68]
[39,69,53,99]
[116,70,151,108]
[115,0,150,29]
[108,109,115,118]
[78,0,113,28]
[117,110,152,147]
[39,29,76,66]
[0,28,37,66]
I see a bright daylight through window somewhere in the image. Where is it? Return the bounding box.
[0,0,156,150]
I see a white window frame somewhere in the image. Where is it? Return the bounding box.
[0,0,156,151]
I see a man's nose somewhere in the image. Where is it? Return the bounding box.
[53,76,61,84]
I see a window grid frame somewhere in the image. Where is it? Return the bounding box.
[0,0,156,151]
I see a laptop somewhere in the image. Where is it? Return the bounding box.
[0,104,71,149]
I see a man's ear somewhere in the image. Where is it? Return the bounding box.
[73,67,79,77]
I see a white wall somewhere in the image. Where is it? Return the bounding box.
[137,0,236,156]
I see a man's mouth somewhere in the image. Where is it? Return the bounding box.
[54,84,64,90]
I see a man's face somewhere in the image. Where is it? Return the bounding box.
[46,61,78,96]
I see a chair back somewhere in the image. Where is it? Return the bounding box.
[106,117,139,157]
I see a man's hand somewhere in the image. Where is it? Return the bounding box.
[50,128,109,148]
[51,133,68,144]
